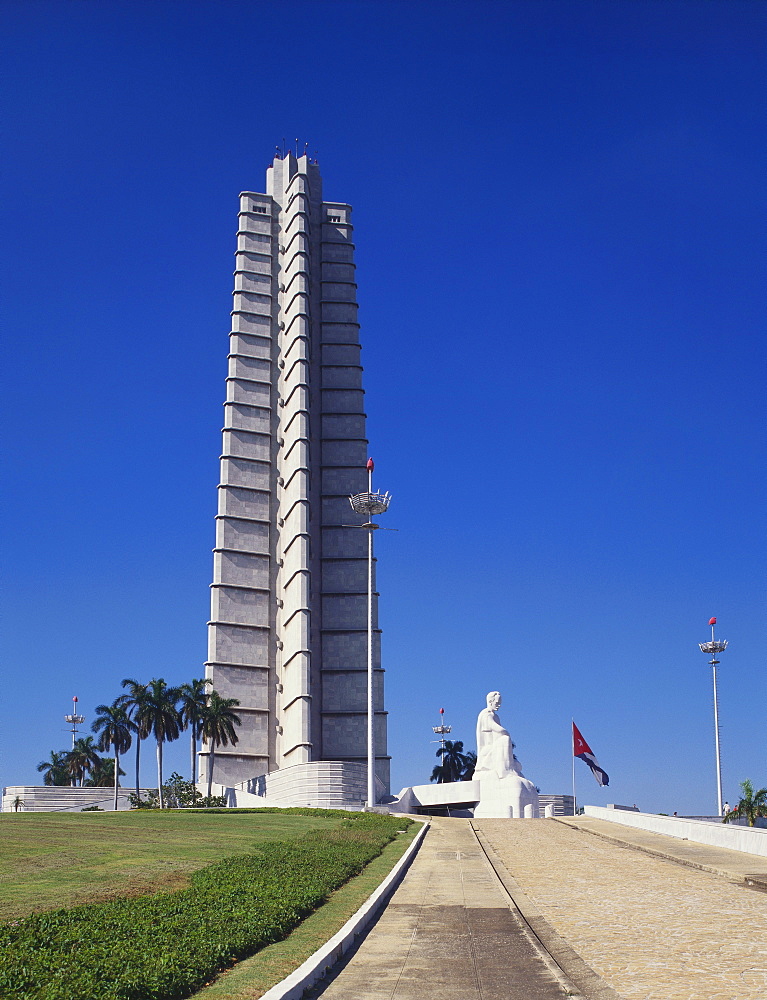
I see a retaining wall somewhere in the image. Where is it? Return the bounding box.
[583,804,767,858]
[1,786,154,812]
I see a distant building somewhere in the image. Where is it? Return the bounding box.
[202,153,388,797]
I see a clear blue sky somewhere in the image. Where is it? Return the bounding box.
[2,0,764,814]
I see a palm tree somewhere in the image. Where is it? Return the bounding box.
[178,678,211,788]
[117,678,150,802]
[723,779,767,827]
[140,678,182,808]
[430,740,473,783]
[66,737,101,787]
[92,702,133,810]
[36,750,70,786]
[200,691,241,801]
[84,757,126,787]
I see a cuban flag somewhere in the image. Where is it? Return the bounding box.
[573,722,609,787]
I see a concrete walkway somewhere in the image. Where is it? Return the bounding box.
[304,818,574,999]
[477,817,767,1000]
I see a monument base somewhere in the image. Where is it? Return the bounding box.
[472,773,540,819]
[387,779,561,818]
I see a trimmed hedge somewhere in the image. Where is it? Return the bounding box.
[0,812,410,1000]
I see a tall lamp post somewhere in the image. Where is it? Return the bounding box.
[64,695,85,749]
[432,708,452,784]
[349,458,391,808]
[699,616,728,816]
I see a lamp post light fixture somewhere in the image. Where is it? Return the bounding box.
[64,695,85,749]
[699,617,728,816]
[432,707,452,750]
[349,458,391,809]
[431,707,452,784]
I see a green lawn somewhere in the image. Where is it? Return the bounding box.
[0,810,421,1000]
[0,810,346,921]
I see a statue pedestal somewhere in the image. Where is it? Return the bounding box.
[473,773,540,819]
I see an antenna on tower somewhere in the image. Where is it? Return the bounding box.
[282,137,286,157]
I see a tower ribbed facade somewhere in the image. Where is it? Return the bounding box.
[204,153,388,793]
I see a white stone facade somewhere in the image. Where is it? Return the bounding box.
[204,154,388,793]
[209,761,387,810]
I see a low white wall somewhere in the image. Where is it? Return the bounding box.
[583,804,767,858]
[1,786,152,812]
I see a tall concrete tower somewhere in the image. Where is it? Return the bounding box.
[204,153,388,795]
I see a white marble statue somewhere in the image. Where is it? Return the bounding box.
[473,691,539,819]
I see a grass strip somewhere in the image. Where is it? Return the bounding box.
[191,821,421,999]
[0,813,410,1000]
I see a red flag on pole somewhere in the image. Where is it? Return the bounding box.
[572,722,592,757]
[572,722,609,787]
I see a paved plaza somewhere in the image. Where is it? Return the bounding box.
[304,816,767,1000]
[477,817,767,1000]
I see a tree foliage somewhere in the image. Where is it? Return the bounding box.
[178,678,211,787]
[83,757,126,788]
[91,701,133,809]
[200,692,241,800]
[65,737,101,787]
[36,675,246,809]
[138,678,183,808]
[117,678,150,802]
[36,751,70,787]
[723,779,767,826]
[430,740,476,783]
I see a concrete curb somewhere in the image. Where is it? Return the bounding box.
[471,822,624,1000]
[259,819,430,1000]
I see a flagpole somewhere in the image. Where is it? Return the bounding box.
[571,719,576,816]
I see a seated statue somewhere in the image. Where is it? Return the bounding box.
[473,691,539,819]
[475,691,523,779]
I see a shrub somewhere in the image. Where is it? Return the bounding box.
[0,812,410,999]
[127,776,226,809]
[194,794,227,808]
[128,790,158,809]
